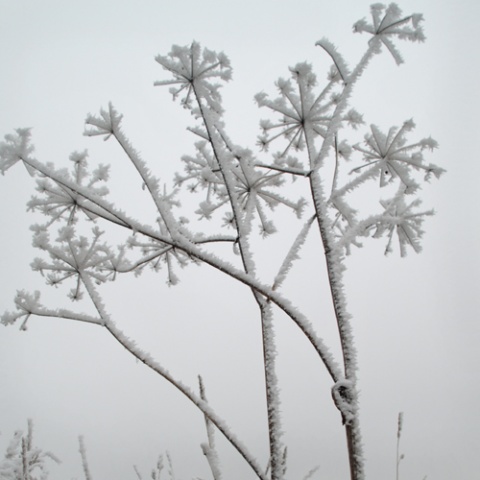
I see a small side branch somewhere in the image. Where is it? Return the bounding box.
[79,273,267,480]
[255,162,311,178]
[198,376,223,480]
[396,412,405,480]
[78,436,93,480]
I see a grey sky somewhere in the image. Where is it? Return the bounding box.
[0,1,479,479]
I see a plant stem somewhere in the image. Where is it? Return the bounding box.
[80,272,268,480]
[193,82,285,480]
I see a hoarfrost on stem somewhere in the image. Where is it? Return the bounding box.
[0,4,443,480]
[0,420,60,480]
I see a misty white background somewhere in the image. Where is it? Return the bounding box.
[0,1,479,479]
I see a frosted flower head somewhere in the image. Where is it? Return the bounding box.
[374,191,434,257]
[343,109,364,130]
[289,62,317,88]
[126,218,188,286]
[255,61,339,158]
[69,150,88,169]
[353,3,425,64]
[84,103,123,140]
[337,140,353,160]
[0,128,36,175]
[352,121,442,191]
[31,227,113,300]
[1,290,42,330]
[27,150,110,226]
[176,141,225,200]
[177,140,304,234]
[154,42,232,115]
[230,149,307,233]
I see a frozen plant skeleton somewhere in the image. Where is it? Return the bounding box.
[0,420,60,480]
[0,4,443,480]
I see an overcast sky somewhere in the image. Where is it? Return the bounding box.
[0,1,479,480]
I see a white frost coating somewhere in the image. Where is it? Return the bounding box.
[3,140,132,229]
[174,233,344,382]
[331,380,356,426]
[80,274,267,480]
[201,443,222,480]
[1,290,103,330]
[154,42,231,113]
[351,122,443,191]
[183,70,258,275]
[272,215,314,291]
[0,7,442,480]
[0,420,60,480]
[198,376,222,480]
[0,128,35,175]
[353,4,425,65]
[261,304,284,480]
[0,134,345,381]
[1,128,345,383]
[315,38,351,82]
[255,63,339,164]
[86,103,170,221]
[280,44,369,474]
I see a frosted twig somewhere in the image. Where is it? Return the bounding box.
[198,376,222,480]
[166,452,175,480]
[0,7,442,480]
[259,304,284,480]
[79,436,93,480]
[133,465,143,480]
[272,215,315,291]
[79,273,267,480]
[396,412,405,480]
[302,465,320,480]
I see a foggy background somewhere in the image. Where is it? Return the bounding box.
[1,1,479,479]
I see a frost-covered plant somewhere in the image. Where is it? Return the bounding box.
[0,420,60,480]
[0,4,443,480]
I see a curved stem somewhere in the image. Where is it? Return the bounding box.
[192,83,285,479]
[21,148,342,375]
[300,42,380,480]
[79,272,267,480]
[304,117,364,480]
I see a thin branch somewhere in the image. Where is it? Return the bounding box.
[78,436,93,480]
[255,163,310,177]
[79,273,267,480]
[14,151,342,381]
[198,376,222,480]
